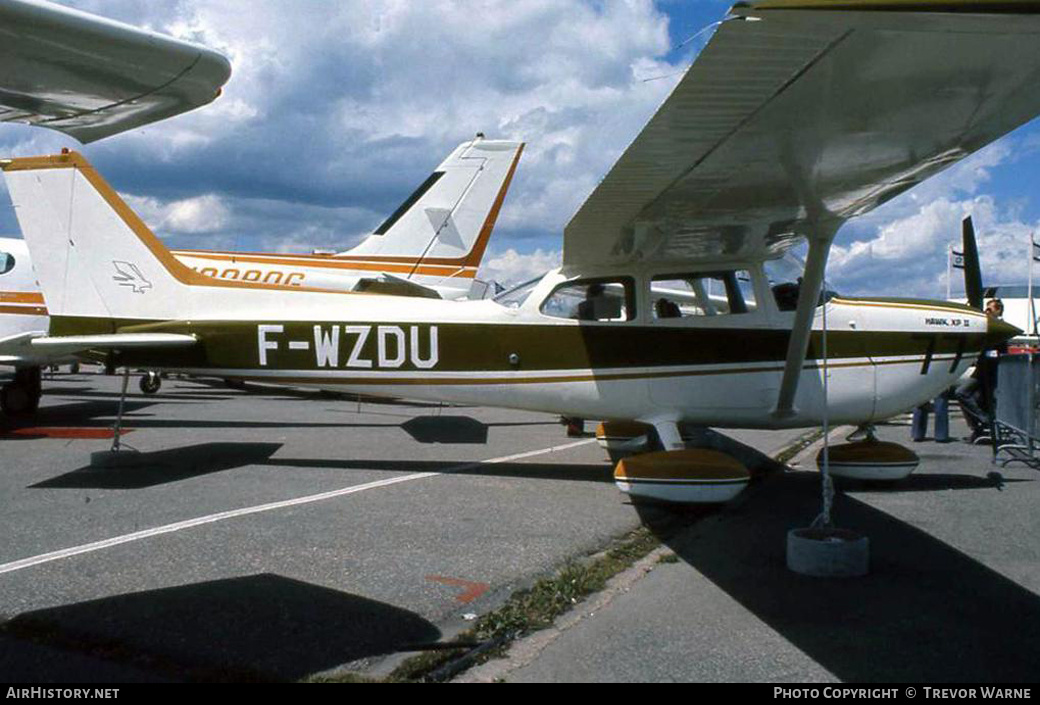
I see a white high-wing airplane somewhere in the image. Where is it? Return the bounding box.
[2,1,1029,488]
[0,0,521,412]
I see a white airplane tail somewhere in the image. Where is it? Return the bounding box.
[342,136,523,273]
[2,153,205,323]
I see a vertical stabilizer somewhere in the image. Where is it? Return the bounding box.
[343,136,523,274]
[2,153,199,323]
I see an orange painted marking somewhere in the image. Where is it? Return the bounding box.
[0,305,48,316]
[425,575,490,604]
[0,291,45,304]
[2,427,133,440]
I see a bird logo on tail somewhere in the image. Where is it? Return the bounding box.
[112,260,152,294]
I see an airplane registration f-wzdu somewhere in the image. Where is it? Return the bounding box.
[1,0,1029,505]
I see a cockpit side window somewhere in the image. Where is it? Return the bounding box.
[540,278,634,322]
[650,271,756,319]
[0,252,14,276]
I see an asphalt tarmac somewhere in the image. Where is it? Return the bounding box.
[466,418,1040,683]
[0,371,804,682]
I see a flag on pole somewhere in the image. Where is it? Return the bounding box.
[951,249,965,269]
[1032,238,1040,262]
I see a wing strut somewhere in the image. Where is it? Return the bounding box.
[773,232,835,418]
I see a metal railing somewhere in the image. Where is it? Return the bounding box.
[994,352,1040,468]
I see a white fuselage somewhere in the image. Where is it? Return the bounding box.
[102,266,996,430]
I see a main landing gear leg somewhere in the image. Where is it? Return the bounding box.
[1,366,42,417]
[652,421,685,451]
[90,368,141,468]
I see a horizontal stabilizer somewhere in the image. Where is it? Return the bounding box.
[0,330,45,363]
[354,274,442,299]
[30,333,197,356]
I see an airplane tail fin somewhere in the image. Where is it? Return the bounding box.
[961,215,984,310]
[341,136,523,277]
[1,152,203,326]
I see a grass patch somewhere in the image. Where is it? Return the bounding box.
[364,527,663,682]
[774,428,826,466]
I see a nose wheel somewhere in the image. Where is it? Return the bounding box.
[139,371,162,395]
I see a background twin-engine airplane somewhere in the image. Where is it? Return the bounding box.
[0,0,1034,500]
[0,0,522,411]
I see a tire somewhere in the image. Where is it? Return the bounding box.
[139,372,162,395]
[1,381,40,416]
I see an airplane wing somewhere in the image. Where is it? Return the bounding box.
[564,0,1040,268]
[0,0,231,143]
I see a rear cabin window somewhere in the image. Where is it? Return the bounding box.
[494,276,541,309]
[540,278,634,322]
[0,252,14,275]
[650,271,756,319]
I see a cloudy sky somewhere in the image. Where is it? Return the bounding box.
[2,0,1040,296]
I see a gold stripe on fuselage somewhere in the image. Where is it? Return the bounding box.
[176,253,478,279]
[0,305,47,315]
[191,354,964,387]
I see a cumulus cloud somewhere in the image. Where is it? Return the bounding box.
[0,1,681,253]
[124,194,231,235]
[829,137,1040,298]
[4,0,1040,303]
[479,247,563,288]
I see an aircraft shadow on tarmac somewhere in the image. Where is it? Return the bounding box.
[31,442,284,489]
[1,574,440,682]
[636,471,1040,682]
[400,416,554,444]
[7,398,404,434]
[834,472,1032,493]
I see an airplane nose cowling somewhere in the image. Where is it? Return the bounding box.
[986,317,1022,347]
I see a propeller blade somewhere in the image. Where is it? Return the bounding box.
[962,216,984,310]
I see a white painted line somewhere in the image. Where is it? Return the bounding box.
[0,438,596,576]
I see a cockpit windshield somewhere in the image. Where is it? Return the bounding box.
[764,252,839,311]
[493,275,542,309]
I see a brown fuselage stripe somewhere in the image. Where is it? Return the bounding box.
[48,314,997,373]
